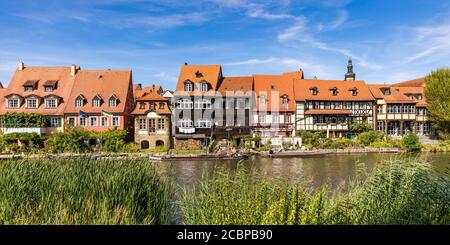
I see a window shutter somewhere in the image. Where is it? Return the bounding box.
[57,118,62,127]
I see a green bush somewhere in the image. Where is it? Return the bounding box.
[91,129,129,152]
[350,122,372,134]
[45,127,91,153]
[357,131,384,146]
[401,133,422,153]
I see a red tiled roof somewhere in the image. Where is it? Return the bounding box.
[294,79,374,101]
[65,70,133,114]
[175,64,222,95]
[253,72,300,112]
[131,86,170,115]
[304,109,352,115]
[393,77,425,87]
[217,76,253,96]
[135,85,163,99]
[368,84,417,104]
[0,66,76,115]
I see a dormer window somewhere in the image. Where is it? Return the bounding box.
[150,103,156,110]
[26,97,39,108]
[271,85,275,90]
[259,95,266,105]
[195,71,203,78]
[44,80,58,92]
[382,88,391,96]
[92,95,102,107]
[281,96,288,108]
[159,102,165,109]
[75,95,85,107]
[349,87,358,96]
[200,82,209,92]
[45,97,58,108]
[310,86,318,95]
[7,97,20,108]
[330,87,338,96]
[139,102,146,109]
[184,81,193,92]
[23,80,38,92]
[108,95,118,107]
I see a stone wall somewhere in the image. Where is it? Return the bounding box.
[174,138,204,150]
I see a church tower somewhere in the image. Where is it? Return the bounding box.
[344,58,356,81]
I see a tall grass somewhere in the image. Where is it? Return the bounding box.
[180,159,449,225]
[0,158,173,224]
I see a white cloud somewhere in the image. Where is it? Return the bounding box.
[277,17,307,41]
[405,22,450,63]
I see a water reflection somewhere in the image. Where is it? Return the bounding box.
[156,152,449,190]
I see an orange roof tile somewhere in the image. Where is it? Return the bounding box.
[393,77,425,87]
[175,64,222,93]
[65,70,133,114]
[368,84,416,103]
[253,72,300,112]
[217,76,253,96]
[131,86,170,115]
[294,79,374,101]
[0,66,76,115]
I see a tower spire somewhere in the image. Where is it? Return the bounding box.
[345,57,355,81]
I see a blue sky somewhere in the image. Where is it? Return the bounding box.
[0,0,449,89]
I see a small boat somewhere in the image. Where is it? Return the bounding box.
[149,156,163,161]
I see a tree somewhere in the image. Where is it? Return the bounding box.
[424,68,450,139]
[350,122,372,134]
[402,133,422,153]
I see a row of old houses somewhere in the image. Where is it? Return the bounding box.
[0,60,432,150]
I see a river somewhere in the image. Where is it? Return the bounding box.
[157,152,449,190]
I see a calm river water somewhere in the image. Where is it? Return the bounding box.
[157,152,449,190]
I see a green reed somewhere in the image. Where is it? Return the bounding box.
[180,159,449,225]
[0,158,173,224]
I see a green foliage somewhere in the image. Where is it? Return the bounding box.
[0,158,173,224]
[0,132,44,153]
[45,127,91,153]
[180,160,449,225]
[170,149,204,155]
[297,130,325,148]
[282,141,293,150]
[0,112,45,128]
[401,133,422,153]
[424,68,450,139]
[91,129,129,152]
[350,122,373,134]
[208,139,217,153]
[357,131,384,146]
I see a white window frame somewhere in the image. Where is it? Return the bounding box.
[92,98,101,108]
[67,117,77,126]
[259,95,266,106]
[44,86,54,92]
[7,98,20,108]
[45,98,57,108]
[76,98,84,107]
[100,116,109,127]
[185,82,193,92]
[112,116,120,127]
[50,117,59,127]
[79,117,87,127]
[109,97,118,107]
[89,116,98,126]
[26,98,38,108]
[195,119,211,128]
[139,118,147,130]
[24,86,33,92]
[200,82,208,92]
[195,99,211,109]
[178,119,193,128]
[158,118,165,130]
[177,99,193,109]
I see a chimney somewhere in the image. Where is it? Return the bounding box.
[70,64,78,76]
[18,61,25,71]
[184,62,188,66]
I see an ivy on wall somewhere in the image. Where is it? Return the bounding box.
[0,112,45,128]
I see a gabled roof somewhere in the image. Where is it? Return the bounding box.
[294,79,374,101]
[135,85,162,99]
[393,77,425,87]
[175,64,222,94]
[131,86,170,115]
[253,72,299,112]
[0,66,76,115]
[65,70,133,114]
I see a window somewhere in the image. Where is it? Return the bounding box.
[178,119,193,128]
[195,119,211,128]
[149,119,156,132]
[350,89,358,96]
[112,116,120,126]
[272,114,279,123]
[139,102,146,109]
[101,116,108,126]
[76,98,84,107]
[80,117,86,127]
[195,99,211,109]
[24,86,33,92]
[45,98,57,108]
[109,97,118,107]
[50,118,59,127]
[150,103,156,110]
[68,117,76,126]
[90,117,98,126]
[377,105,383,114]
[310,87,318,95]
[382,88,391,96]
[139,119,147,130]
[92,98,101,107]
[159,102,165,109]
[259,95,266,106]
[330,88,338,96]
[245,98,250,109]
[26,98,38,108]
[200,82,208,92]
[377,121,385,131]
[44,86,53,92]
[7,99,20,108]
[158,118,165,130]
[281,97,288,108]
[226,99,234,109]
[176,99,193,109]
[284,114,291,123]
[185,82,193,92]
